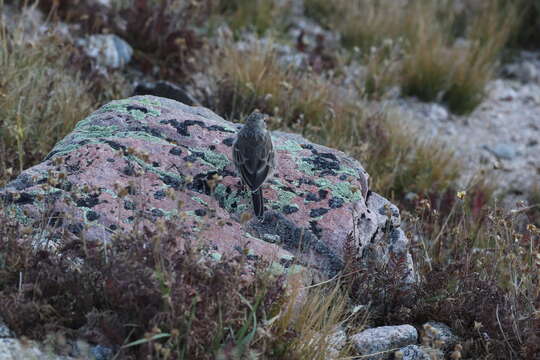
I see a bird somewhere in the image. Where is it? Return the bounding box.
[233,110,275,218]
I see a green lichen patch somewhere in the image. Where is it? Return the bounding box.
[335,165,359,177]
[4,205,32,225]
[73,114,100,130]
[192,196,209,207]
[297,158,318,176]
[268,262,305,276]
[190,147,231,171]
[314,178,362,203]
[128,155,185,185]
[115,131,169,144]
[102,188,118,199]
[270,186,298,212]
[99,98,161,121]
[148,208,179,219]
[214,183,249,214]
[274,139,304,152]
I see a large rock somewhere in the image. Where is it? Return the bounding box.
[0,96,413,279]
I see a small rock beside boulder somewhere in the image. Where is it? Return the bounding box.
[351,325,418,360]
[77,34,133,69]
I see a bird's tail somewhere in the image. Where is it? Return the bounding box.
[252,188,264,218]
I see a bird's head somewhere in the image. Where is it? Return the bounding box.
[245,110,269,129]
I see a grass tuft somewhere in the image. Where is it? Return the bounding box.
[0,26,94,185]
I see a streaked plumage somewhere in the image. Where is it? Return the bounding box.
[233,111,275,217]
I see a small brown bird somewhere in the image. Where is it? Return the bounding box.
[233,111,275,218]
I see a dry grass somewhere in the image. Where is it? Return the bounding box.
[269,274,361,359]
[0,2,131,187]
[213,42,335,132]
[305,0,519,114]
[212,41,461,200]
[216,0,292,36]
[0,26,94,186]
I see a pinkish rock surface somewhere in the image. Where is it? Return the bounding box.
[1,96,413,278]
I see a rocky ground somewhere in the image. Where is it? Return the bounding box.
[393,55,540,203]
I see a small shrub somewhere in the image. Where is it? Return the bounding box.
[217,0,291,36]
[406,194,539,359]
[303,0,337,29]
[513,0,540,49]
[0,214,288,359]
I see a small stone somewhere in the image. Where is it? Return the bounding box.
[91,344,114,360]
[352,325,418,360]
[324,327,348,360]
[421,322,459,352]
[489,80,518,101]
[483,143,519,160]
[504,61,539,83]
[77,34,133,69]
[133,81,198,105]
[0,321,13,338]
[424,103,448,122]
[395,345,442,360]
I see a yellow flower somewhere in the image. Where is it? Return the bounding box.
[457,191,466,200]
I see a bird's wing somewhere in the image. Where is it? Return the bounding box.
[233,134,273,191]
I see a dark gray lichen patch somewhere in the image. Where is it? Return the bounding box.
[75,193,101,208]
[310,208,329,217]
[161,118,236,137]
[124,200,136,210]
[283,205,299,214]
[86,210,100,221]
[329,197,344,209]
[154,190,167,200]
[249,212,343,276]
[222,137,235,146]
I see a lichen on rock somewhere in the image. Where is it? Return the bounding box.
[1,96,413,279]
